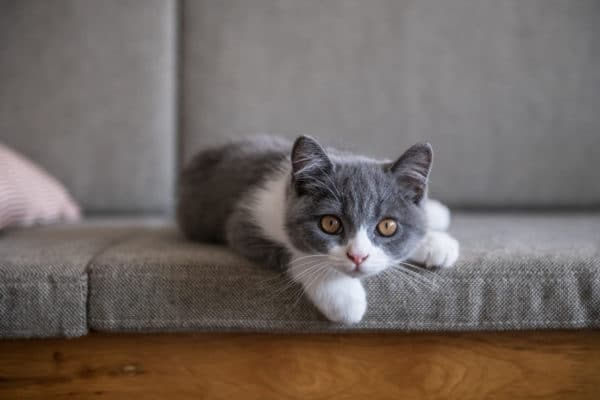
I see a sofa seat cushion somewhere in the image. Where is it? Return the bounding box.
[0,218,162,338]
[89,213,600,332]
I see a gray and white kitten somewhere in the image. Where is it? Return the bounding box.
[177,136,459,324]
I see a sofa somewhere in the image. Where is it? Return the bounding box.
[1,0,599,339]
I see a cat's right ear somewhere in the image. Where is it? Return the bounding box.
[291,135,333,194]
[389,142,433,204]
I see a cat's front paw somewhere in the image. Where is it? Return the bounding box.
[410,231,460,269]
[307,276,367,324]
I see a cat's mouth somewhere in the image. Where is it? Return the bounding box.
[336,264,385,279]
[347,270,369,278]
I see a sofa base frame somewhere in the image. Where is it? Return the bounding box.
[1,331,599,399]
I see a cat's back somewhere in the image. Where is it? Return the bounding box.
[177,136,290,242]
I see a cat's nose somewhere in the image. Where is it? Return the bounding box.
[347,251,369,266]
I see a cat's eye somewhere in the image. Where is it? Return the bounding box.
[377,218,398,237]
[320,215,343,235]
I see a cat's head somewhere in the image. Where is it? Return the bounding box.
[284,136,431,278]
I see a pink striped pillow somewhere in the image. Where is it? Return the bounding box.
[0,143,81,229]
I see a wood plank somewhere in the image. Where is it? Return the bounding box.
[0,331,599,399]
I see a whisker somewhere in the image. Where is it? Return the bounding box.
[397,261,440,278]
[397,264,440,283]
[388,264,438,286]
[291,267,329,309]
[394,265,438,283]
[382,269,422,293]
[387,273,432,292]
[288,262,328,283]
[284,265,329,310]
[289,254,331,263]
[398,260,421,269]
[389,267,439,290]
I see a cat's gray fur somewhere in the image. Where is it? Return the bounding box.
[178,136,289,243]
[178,135,428,268]
[178,137,292,268]
[177,135,458,323]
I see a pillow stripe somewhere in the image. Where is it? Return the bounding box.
[0,143,81,229]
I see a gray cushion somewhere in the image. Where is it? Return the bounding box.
[89,213,600,332]
[0,218,164,338]
[181,0,600,207]
[0,0,176,213]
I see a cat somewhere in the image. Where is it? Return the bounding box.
[177,135,459,324]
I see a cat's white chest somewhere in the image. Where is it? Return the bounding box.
[245,165,293,248]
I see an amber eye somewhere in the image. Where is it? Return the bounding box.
[320,215,343,235]
[377,218,398,237]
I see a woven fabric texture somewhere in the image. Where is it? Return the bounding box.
[3,213,598,337]
[0,219,161,338]
[181,0,600,207]
[88,213,600,333]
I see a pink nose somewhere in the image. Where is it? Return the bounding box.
[347,252,369,265]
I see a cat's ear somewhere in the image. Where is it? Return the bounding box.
[291,135,333,193]
[389,143,433,204]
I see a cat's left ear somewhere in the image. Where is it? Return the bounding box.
[389,143,433,204]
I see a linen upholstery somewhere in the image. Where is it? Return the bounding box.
[0,0,176,213]
[0,223,124,338]
[89,213,600,333]
[181,0,600,207]
[1,1,599,339]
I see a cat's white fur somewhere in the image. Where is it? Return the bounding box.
[247,165,293,248]
[412,199,459,268]
[409,231,460,269]
[327,227,394,276]
[300,271,367,323]
[247,165,459,324]
[424,199,451,231]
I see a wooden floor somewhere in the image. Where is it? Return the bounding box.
[1,331,599,399]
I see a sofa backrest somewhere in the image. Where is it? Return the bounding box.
[0,0,176,213]
[2,0,600,212]
[181,0,600,208]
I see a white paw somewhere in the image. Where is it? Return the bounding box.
[307,276,367,324]
[410,231,459,269]
[424,199,451,231]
